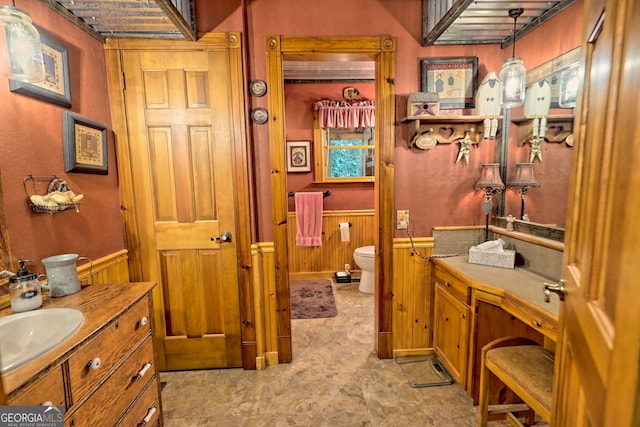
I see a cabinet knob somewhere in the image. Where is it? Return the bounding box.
[138,316,148,327]
[133,361,153,381]
[87,357,101,370]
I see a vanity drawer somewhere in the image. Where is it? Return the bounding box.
[502,294,558,340]
[68,297,151,402]
[433,265,470,304]
[117,379,161,427]
[65,338,156,427]
[8,365,65,408]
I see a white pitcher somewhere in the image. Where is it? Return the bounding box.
[40,254,92,297]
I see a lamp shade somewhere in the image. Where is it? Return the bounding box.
[0,6,45,83]
[500,57,526,108]
[475,163,505,192]
[509,163,540,188]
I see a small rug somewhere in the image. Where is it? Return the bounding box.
[290,279,338,319]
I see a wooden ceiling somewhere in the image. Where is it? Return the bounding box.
[39,0,195,42]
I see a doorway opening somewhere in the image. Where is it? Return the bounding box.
[266,36,397,363]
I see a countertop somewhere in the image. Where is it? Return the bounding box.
[0,282,156,396]
[431,255,560,317]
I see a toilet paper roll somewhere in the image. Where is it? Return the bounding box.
[339,222,350,242]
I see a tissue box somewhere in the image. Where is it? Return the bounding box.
[468,248,516,269]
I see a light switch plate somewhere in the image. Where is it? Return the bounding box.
[397,210,409,229]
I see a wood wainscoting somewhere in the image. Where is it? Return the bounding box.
[287,210,375,278]
[0,249,130,310]
[77,249,130,284]
[392,237,434,356]
[251,243,278,370]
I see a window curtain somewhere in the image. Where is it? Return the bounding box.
[313,99,375,129]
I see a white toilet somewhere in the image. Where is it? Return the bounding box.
[353,245,375,294]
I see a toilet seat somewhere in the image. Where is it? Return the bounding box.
[354,245,375,258]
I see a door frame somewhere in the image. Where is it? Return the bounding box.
[266,36,397,361]
[104,33,257,369]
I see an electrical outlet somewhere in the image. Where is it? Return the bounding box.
[396,210,409,230]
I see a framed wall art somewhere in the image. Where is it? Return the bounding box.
[9,28,72,108]
[420,57,478,109]
[286,141,311,172]
[63,111,108,174]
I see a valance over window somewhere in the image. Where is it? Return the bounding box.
[313,99,375,129]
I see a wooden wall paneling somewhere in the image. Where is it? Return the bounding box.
[77,249,130,285]
[287,210,374,276]
[392,238,433,354]
[251,243,278,369]
[258,243,279,366]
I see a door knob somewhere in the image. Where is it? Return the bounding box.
[543,279,566,302]
[211,231,232,242]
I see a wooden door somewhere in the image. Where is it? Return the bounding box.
[553,0,640,424]
[120,47,243,370]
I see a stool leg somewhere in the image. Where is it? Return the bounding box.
[478,356,490,426]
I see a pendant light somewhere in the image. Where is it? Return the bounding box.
[0,1,45,83]
[500,8,526,108]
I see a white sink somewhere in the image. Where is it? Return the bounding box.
[0,308,84,373]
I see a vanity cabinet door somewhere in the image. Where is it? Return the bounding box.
[433,283,470,386]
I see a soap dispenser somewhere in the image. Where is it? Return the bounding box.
[9,259,43,312]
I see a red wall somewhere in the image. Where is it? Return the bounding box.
[0,0,123,271]
[194,0,583,240]
[285,82,376,212]
[0,0,582,271]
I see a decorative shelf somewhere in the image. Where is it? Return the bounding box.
[401,115,502,149]
[511,114,574,145]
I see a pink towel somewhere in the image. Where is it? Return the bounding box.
[295,192,323,246]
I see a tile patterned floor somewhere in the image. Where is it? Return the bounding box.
[160,281,479,426]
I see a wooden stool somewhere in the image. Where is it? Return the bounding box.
[478,337,554,427]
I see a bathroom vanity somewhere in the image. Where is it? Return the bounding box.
[0,282,162,426]
[431,253,559,404]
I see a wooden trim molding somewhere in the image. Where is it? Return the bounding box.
[392,237,434,353]
[266,36,396,362]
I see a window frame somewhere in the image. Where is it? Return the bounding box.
[313,112,375,183]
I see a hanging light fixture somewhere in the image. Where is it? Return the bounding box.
[0,1,45,83]
[500,8,526,108]
[475,163,506,241]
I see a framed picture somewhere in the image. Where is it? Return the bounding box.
[286,141,311,172]
[9,28,72,107]
[420,57,478,109]
[63,112,108,175]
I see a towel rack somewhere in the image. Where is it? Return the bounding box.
[288,191,331,198]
